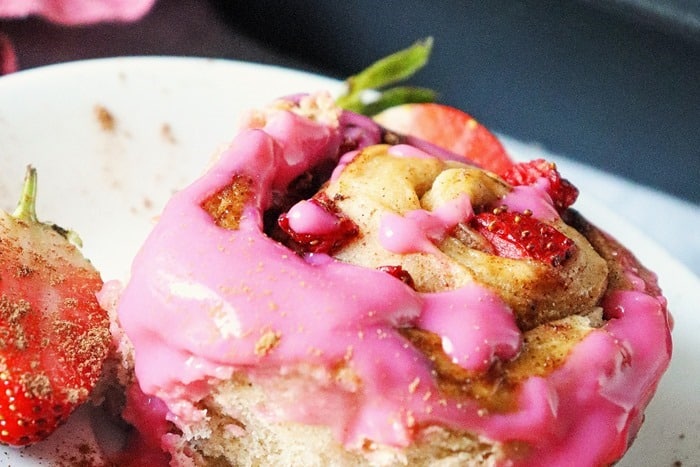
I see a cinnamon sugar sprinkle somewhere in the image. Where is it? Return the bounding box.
[94,104,116,132]
[255,330,282,356]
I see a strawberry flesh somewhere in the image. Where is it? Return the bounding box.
[278,194,359,255]
[502,159,579,212]
[471,209,575,266]
[376,265,416,289]
[373,103,515,174]
[0,167,109,446]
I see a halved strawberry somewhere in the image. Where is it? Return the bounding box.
[471,209,575,266]
[373,103,514,174]
[501,159,579,212]
[0,166,110,446]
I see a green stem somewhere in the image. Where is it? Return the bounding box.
[336,37,435,115]
[10,165,83,247]
[12,165,38,223]
[346,86,437,115]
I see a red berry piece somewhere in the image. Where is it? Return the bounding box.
[374,103,515,174]
[376,265,416,289]
[502,159,579,212]
[471,209,576,266]
[0,166,110,446]
[278,194,359,255]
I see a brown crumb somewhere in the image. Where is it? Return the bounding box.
[0,294,31,322]
[161,123,177,143]
[94,105,116,132]
[55,441,104,467]
[0,294,31,350]
[19,372,52,398]
[254,330,281,356]
[52,319,110,390]
[15,265,33,278]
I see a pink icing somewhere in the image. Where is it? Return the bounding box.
[379,194,473,254]
[286,199,341,235]
[501,182,559,220]
[0,33,17,76]
[0,0,155,25]
[330,149,360,181]
[117,107,672,466]
[416,283,521,371]
[387,143,437,159]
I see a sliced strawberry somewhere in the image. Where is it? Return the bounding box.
[502,159,579,212]
[373,103,514,174]
[278,194,359,255]
[0,166,110,446]
[471,209,575,266]
[376,265,416,289]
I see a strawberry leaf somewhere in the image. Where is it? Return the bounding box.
[336,37,435,115]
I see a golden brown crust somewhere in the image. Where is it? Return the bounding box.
[563,209,662,296]
[201,175,255,230]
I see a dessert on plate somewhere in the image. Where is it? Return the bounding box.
[108,87,672,466]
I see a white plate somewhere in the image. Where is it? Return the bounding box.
[0,57,697,466]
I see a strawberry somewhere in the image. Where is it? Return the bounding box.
[0,166,110,446]
[471,208,576,266]
[373,103,514,174]
[376,265,416,289]
[501,159,579,212]
[278,194,359,255]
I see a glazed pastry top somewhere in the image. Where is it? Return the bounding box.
[116,94,671,465]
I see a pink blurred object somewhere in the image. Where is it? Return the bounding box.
[0,0,156,25]
[0,0,156,75]
[0,32,17,74]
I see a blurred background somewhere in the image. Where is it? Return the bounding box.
[1,0,698,204]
